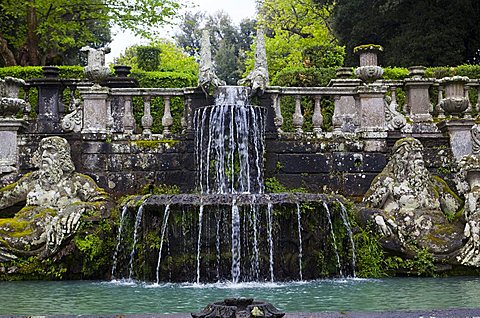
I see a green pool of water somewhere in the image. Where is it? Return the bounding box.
[1,277,479,315]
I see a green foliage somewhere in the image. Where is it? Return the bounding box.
[116,40,198,76]
[0,65,83,79]
[139,183,180,195]
[0,0,184,66]
[73,219,115,277]
[384,248,436,277]
[265,177,288,193]
[253,0,344,80]
[333,0,480,66]
[136,46,161,72]
[382,67,410,80]
[353,226,387,278]
[0,257,67,281]
[272,67,336,87]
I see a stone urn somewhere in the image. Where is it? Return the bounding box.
[0,76,28,118]
[438,76,470,116]
[353,44,384,83]
[80,46,111,87]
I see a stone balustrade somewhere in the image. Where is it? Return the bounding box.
[18,69,480,140]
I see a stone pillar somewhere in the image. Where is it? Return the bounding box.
[355,85,388,132]
[79,86,111,135]
[330,67,362,133]
[29,66,64,133]
[437,119,476,161]
[0,120,24,174]
[404,78,433,123]
[355,85,388,151]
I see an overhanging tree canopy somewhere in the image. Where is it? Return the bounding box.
[0,0,183,66]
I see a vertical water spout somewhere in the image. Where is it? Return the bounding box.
[215,210,222,281]
[231,199,241,283]
[155,204,171,284]
[338,201,357,277]
[296,203,304,281]
[267,202,275,282]
[111,204,128,279]
[251,204,260,281]
[128,204,144,280]
[322,201,343,277]
[196,204,204,284]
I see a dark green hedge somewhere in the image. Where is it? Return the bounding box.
[0,66,84,79]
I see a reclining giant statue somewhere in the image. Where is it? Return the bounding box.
[0,136,108,261]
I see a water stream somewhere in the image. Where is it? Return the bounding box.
[155,204,171,284]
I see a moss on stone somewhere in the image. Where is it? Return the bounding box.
[132,139,180,149]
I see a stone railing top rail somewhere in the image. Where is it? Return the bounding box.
[264,86,357,96]
[110,87,197,96]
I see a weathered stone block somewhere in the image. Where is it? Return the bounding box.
[278,153,332,173]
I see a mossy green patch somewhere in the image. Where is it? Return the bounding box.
[133,139,180,149]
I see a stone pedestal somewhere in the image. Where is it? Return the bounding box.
[29,66,64,133]
[405,79,434,122]
[330,78,362,132]
[79,86,111,134]
[0,119,24,174]
[438,119,476,161]
[355,85,387,132]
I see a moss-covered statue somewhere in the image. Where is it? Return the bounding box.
[363,137,465,260]
[0,136,109,262]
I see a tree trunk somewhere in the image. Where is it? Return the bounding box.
[0,33,17,66]
[25,0,40,66]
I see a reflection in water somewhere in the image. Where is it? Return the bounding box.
[1,277,480,315]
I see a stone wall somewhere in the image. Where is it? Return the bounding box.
[11,130,453,201]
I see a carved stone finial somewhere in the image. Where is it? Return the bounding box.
[80,46,111,86]
[198,30,225,92]
[238,27,269,95]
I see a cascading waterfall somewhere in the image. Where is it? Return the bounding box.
[194,86,266,195]
[296,203,304,281]
[322,201,343,277]
[155,204,171,284]
[111,204,128,279]
[128,204,144,280]
[194,86,266,283]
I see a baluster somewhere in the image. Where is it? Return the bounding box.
[271,93,283,133]
[123,95,135,134]
[312,95,323,134]
[141,96,153,136]
[162,96,173,135]
[436,85,445,119]
[182,95,192,133]
[69,85,77,111]
[390,87,398,111]
[476,85,480,116]
[292,95,304,134]
[23,85,31,116]
[106,96,113,133]
[465,84,472,118]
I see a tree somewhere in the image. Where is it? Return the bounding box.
[116,39,198,76]
[333,0,480,66]
[175,11,256,85]
[0,0,183,66]
[254,0,345,80]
